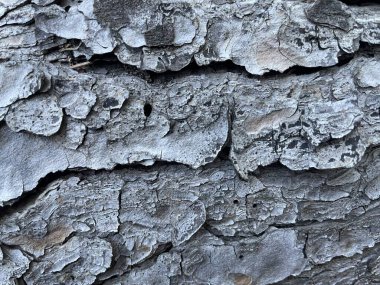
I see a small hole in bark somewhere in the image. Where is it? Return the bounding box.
[233,199,239,205]
[239,255,244,259]
[252,203,258,208]
[144,103,152,117]
[65,5,71,12]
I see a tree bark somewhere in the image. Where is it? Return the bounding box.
[0,0,379,284]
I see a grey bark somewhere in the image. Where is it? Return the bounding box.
[0,0,379,284]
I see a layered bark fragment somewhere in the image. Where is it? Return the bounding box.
[1,53,379,205]
[0,147,379,284]
[230,54,380,177]
[0,0,379,74]
[0,61,230,205]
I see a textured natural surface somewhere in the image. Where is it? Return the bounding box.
[0,0,379,284]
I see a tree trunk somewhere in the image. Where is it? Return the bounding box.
[0,0,379,284]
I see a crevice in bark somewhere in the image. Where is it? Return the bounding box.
[0,169,79,217]
[34,43,372,113]
[60,42,380,84]
[147,59,244,82]
[340,0,380,6]
[111,160,189,172]
[202,222,265,241]
[217,145,231,161]
[302,232,309,259]
[15,277,27,285]
[216,105,233,162]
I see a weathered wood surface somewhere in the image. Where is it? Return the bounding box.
[0,0,379,284]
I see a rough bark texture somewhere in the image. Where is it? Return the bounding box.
[0,0,379,284]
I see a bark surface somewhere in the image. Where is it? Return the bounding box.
[0,0,379,284]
